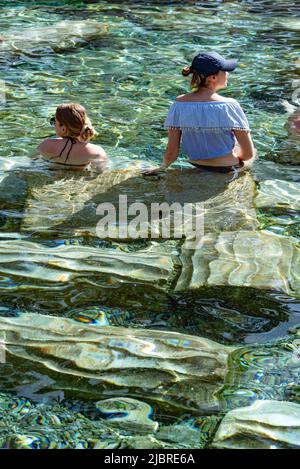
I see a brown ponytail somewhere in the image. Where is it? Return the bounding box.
[182,65,208,91]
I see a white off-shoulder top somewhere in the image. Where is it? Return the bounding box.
[164,99,251,160]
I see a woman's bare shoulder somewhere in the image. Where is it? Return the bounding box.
[175,93,194,102]
[37,138,61,155]
[222,97,239,103]
[85,142,107,159]
[175,93,238,103]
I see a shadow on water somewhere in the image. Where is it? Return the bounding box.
[48,168,236,237]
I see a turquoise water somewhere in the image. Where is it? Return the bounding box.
[0,0,300,449]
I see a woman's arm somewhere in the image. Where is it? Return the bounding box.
[142,128,181,175]
[89,145,108,172]
[29,139,53,160]
[233,130,256,162]
[34,139,55,158]
[88,144,107,160]
[30,148,41,160]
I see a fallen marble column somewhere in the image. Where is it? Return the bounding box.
[0,312,236,413]
[0,239,175,287]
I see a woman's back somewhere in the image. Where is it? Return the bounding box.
[164,96,250,160]
[38,137,107,169]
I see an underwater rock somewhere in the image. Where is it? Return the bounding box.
[20,168,137,235]
[175,230,300,297]
[277,19,300,31]
[291,327,300,339]
[0,20,108,54]
[93,435,175,450]
[70,307,110,327]
[0,158,44,232]
[212,400,300,449]
[69,305,137,328]
[0,392,107,449]
[0,312,236,413]
[255,179,300,211]
[273,101,300,165]
[203,172,258,233]
[252,159,300,184]
[0,179,28,232]
[0,239,174,288]
[95,397,158,433]
[253,171,300,239]
[156,416,220,449]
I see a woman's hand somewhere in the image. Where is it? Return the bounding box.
[31,148,41,160]
[233,130,256,161]
[142,129,181,176]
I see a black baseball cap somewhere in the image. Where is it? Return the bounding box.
[191,51,238,76]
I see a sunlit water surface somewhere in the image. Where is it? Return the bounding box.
[0,0,300,449]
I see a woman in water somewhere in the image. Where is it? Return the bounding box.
[36,102,107,171]
[143,51,255,175]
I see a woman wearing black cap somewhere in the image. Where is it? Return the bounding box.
[143,51,255,175]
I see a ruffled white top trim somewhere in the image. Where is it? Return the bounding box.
[164,99,250,131]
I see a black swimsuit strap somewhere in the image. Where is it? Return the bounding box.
[58,138,71,158]
[64,137,77,164]
[55,137,77,161]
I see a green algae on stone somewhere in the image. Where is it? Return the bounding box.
[212,400,300,449]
